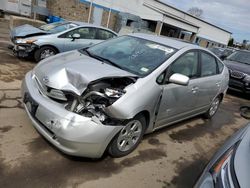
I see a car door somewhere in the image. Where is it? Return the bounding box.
[59,27,98,52]
[155,51,201,128]
[195,51,222,110]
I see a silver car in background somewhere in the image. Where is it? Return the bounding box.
[21,33,229,158]
[11,21,117,61]
[195,122,250,188]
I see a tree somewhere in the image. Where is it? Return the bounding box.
[228,38,234,47]
[188,7,203,18]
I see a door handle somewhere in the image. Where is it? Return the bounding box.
[88,42,94,45]
[216,82,221,87]
[191,86,199,93]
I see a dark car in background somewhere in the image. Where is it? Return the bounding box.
[195,123,250,188]
[209,47,235,60]
[223,50,250,94]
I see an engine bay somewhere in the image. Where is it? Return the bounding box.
[62,77,136,124]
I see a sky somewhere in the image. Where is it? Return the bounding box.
[161,0,250,43]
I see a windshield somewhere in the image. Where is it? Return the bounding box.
[85,36,176,76]
[226,51,250,65]
[39,22,78,34]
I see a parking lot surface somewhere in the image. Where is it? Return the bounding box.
[0,21,249,188]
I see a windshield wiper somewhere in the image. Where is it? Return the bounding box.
[84,49,124,70]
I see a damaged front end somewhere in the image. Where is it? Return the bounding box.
[13,39,38,58]
[36,76,136,125]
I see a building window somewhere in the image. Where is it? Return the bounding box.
[126,20,133,26]
[180,33,185,39]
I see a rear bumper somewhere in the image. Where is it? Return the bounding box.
[21,71,123,158]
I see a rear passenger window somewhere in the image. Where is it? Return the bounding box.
[169,51,199,78]
[217,60,224,73]
[201,52,217,76]
[96,29,116,40]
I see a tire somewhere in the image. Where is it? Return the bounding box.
[34,46,57,62]
[203,96,221,119]
[108,114,147,158]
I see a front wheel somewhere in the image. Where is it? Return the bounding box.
[108,114,146,157]
[203,96,221,119]
[34,46,57,62]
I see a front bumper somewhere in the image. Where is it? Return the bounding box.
[229,77,250,94]
[13,43,37,58]
[21,71,123,158]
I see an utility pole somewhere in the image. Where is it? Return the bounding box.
[106,0,113,28]
[88,0,93,23]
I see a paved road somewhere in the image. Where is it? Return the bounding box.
[0,18,249,188]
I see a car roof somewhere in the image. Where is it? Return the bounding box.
[128,33,199,50]
[68,21,117,34]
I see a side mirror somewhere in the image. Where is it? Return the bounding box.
[71,33,80,41]
[169,73,190,86]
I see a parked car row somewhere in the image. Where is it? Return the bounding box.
[208,47,235,60]
[11,21,117,61]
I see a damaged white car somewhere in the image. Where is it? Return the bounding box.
[21,33,229,158]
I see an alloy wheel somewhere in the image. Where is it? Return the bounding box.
[117,120,143,152]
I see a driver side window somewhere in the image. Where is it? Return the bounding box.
[169,51,199,78]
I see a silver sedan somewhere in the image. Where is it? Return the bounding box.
[21,33,229,158]
[12,21,117,62]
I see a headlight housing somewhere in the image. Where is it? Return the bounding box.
[243,74,250,83]
[210,143,240,188]
[16,38,37,44]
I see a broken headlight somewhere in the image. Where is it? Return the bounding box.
[16,38,37,44]
[104,88,125,98]
[210,143,240,188]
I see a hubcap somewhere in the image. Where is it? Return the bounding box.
[40,49,55,59]
[209,97,220,116]
[117,120,143,152]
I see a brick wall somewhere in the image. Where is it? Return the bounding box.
[47,0,91,22]
[46,0,118,31]
[101,10,118,31]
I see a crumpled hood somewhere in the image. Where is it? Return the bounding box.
[33,50,136,95]
[224,60,250,75]
[10,24,47,39]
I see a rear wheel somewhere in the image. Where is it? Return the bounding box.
[108,114,146,157]
[204,96,221,119]
[34,46,57,62]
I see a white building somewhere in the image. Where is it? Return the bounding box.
[84,0,232,47]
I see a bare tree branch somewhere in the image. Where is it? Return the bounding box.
[188,7,203,18]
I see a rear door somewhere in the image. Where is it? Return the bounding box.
[195,51,222,109]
